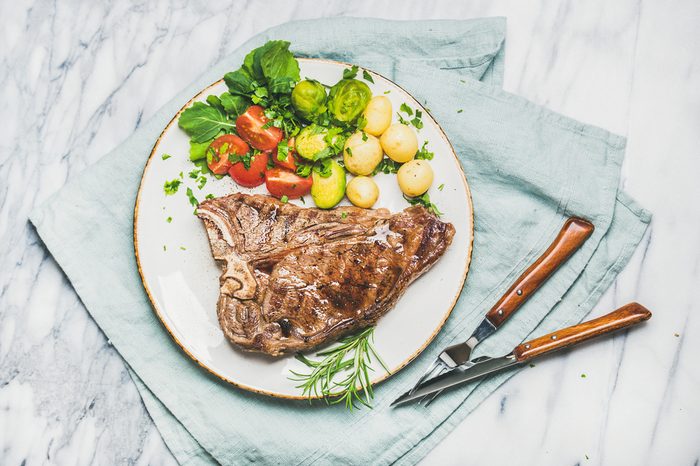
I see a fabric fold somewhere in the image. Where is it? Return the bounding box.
[29,16,649,466]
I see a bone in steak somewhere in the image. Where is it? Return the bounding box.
[197,193,455,356]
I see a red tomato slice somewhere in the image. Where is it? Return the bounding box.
[265,168,313,199]
[273,137,298,171]
[236,105,283,151]
[207,134,249,175]
[228,151,269,188]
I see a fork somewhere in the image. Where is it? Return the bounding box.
[410,217,594,405]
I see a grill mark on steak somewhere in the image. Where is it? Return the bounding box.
[197,193,455,356]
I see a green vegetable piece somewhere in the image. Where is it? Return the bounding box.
[295,124,344,160]
[291,80,327,121]
[311,159,346,209]
[189,140,212,161]
[362,69,374,84]
[178,102,234,143]
[328,78,371,123]
[219,93,249,117]
[161,153,171,160]
[163,179,181,195]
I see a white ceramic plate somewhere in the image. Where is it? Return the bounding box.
[134,58,473,399]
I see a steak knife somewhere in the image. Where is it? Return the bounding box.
[408,217,594,404]
[392,303,652,407]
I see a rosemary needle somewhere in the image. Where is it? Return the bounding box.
[289,327,390,410]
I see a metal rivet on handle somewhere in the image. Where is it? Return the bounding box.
[525,344,531,349]
[551,335,557,340]
[517,289,523,296]
[498,309,504,316]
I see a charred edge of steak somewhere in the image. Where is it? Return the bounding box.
[198,193,455,357]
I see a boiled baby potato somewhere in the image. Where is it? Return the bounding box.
[343,131,383,176]
[362,96,392,136]
[380,124,418,163]
[346,176,379,208]
[397,159,434,197]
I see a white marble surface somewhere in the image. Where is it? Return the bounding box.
[1,1,698,465]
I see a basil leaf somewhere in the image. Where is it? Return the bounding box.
[178,102,233,143]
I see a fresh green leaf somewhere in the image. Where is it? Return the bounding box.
[276,139,289,161]
[219,92,249,117]
[400,103,413,116]
[403,192,442,216]
[362,69,374,83]
[372,157,402,175]
[178,102,234,143]
[163,179,182,195]
[343,65,359,80]
[185,187,199,208]
[189,139,212,161]
[415,141,434,160]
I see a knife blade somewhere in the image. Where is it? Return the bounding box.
[392,302,652,407]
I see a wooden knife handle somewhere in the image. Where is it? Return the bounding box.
[485,217,594,327]
[513,303,652,361]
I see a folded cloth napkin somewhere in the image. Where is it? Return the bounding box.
[29,17,651,466]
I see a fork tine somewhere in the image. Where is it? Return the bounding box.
[408,359,446,395]
[417,368,447,405]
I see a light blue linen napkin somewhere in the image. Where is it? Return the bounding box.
[29,17,650,466]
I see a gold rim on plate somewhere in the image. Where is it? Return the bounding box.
[133,58,475,400]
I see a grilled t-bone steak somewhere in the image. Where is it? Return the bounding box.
[197,193,455,356]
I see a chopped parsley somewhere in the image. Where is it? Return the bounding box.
[180,246,187,251]
[163,179,182,195]
[403,192,442,216]
[188,168,200,179]
[383,90,391,94]
[528,363,535,368]
[400,103,413,116]
[415,141,434,160]
[276,139,290,161]
[373,158,402,175]
[280,195,289,204]
[343,65,359,79]
[362,69,374,83]
[361,131,368,142]
[166,217,172,223]
[581,373,587,378]
[411,109,423,130]
[457,109,463,113]
[161,153,172,160]
[438,183,445,191]
[299,196,306,204]
[197,176,207,190]
[163,245,167,251]
[205,194,215,200]
[345,147,353,157]
[186,187,199,208]
[341,211,348,219]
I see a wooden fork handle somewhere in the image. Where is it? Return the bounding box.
[513,302,652,361]
[485,217,595,327]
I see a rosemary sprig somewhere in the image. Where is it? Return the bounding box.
[289,327,390,410]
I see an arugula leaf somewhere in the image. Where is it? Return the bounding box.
[178,102,234,143]
[362,69,374,83]
[189,139,212,161]
[256,40,300,94]
[223,68,256,96]
[343,65,359,79]
[219,92,249,117]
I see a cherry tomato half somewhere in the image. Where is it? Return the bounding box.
[228,151,269,188]
[265,168,313,199]
[207,134,250,175]
[236,105,283,151]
